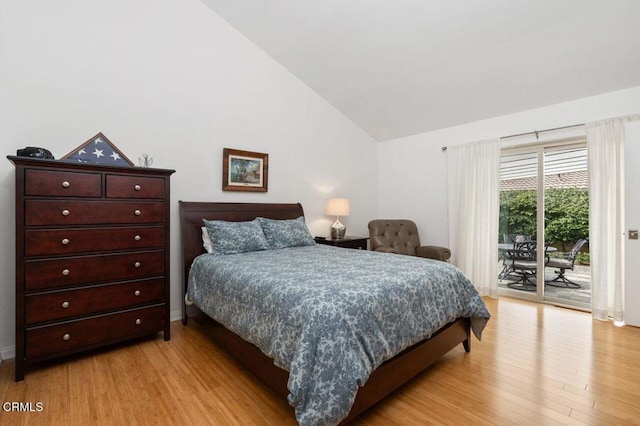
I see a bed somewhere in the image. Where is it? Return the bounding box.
[179,201,490,425]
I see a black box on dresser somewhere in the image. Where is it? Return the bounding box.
[8,156,175,381]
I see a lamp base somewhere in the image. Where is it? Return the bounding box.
[330,217,346,239]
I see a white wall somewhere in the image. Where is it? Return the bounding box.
[0,0,378,358]
[379,86,640,325]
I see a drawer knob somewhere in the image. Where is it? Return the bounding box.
[134,235,141,241]
[134,210,141,216]
[61,301,70,308]
[134,184,141,191]
[61,238,70,245]
[62,269,70,276]
[135,319,141,325]
[134,261,141,268]
[62,333,71,341]
[134,290,141,296]
[62,181,70,188]
[62,209,70,216]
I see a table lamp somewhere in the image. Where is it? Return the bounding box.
[325,198,350,239]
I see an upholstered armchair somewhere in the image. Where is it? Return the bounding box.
[368,219,451,261]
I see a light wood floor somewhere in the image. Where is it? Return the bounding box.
[2,297,640,425]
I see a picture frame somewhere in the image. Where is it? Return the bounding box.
[222,148,268,192]
[61,132,134,167]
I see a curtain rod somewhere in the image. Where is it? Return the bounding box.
[441,113,640,151]
[441,122,585,151]
[499,122,585,140]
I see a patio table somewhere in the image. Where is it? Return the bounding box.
[498,243,557,280]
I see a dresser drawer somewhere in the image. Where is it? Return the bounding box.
[25,170,101,197]
[106,175,165,199]
[25,251,164,291]
[25,226,164,256]
[26,305,165,359]
[25,278,164,324]
[25,200,164,226]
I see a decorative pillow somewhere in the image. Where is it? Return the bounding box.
[258,216,315,249]
[203,218,270,255]
[201,226,213,253]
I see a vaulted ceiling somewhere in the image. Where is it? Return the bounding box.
[201,0,640,141]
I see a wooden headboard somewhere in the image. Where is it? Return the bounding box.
[178,201,305,323]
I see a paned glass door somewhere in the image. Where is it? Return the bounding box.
[498,142,590,309]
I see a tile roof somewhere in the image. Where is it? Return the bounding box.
[500,170,588,191]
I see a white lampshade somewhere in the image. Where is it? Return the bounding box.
[325,198,350,216]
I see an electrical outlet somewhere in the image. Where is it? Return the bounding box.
[630,230,638,240]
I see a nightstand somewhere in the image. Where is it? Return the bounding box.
[314,236,369,250]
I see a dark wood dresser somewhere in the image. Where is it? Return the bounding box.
[8,156,175,381]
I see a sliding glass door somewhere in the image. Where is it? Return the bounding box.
[498,141,590,309]
[499,150,539,295]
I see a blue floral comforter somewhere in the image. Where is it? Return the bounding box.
[187,244,490,425]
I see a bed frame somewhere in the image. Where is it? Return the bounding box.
[179,201,471,424]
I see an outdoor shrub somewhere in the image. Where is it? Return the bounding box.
[500,187,589,252]
[575,252,590,265]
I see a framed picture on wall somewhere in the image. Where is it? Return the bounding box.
[222,148,268,192]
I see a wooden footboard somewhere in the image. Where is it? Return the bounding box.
[179,201,472,423]
[346,317,470,423]
[190,311,470,424]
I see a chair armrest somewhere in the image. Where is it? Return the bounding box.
[374,247,398,254]
[416,245,451,261]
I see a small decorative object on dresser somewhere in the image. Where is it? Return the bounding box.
[16,147,55,159]
[314,235,368,250]
[138,153,154,167]
[325,198,350,239]
[7,155,175,381]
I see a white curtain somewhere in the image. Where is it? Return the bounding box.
[447,139,500,297]
[587,119,626,323]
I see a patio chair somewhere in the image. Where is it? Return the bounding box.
[545,239,588,288]
[499,234,531,279]
[505,241,538,291]
[503,234,531,244]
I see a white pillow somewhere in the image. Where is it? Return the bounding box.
[201,226,213,253]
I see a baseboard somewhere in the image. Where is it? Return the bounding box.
[170,308,182,322]
[1,345,15,361]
